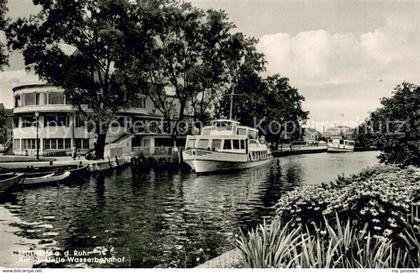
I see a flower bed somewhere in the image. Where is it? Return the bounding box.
[237,165,420,268]
[275,166,420,243]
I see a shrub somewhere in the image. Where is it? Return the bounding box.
[275,166,420,243]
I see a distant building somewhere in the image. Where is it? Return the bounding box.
[323,126,354,139]
[302,128,322,143]
[11,84,193,156]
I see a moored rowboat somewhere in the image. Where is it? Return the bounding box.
[0,173,24,193]
[22,171,71,186]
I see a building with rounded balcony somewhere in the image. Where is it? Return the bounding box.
[12,84,194,157]
[12,84,93,156]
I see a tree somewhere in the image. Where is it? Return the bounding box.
[263,75,308,147]
[6,0,142,159]
[0,0,8,69]
[0,104,6,143]
[122,2,258,140]
[219,73,308,149]
[354,82,419,166]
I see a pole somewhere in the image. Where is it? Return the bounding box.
[229,89,234,120]
[35,112,39,160]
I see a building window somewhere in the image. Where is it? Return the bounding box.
[24,93,36,106]
[22,139,37,150]
[57,139,64,150]
[51,139,57,149]
[75,138,89,149]
[13,118,19,128]
[65,139,71,149]
[44,139,50,150]
[44,115,68,127]
[13,139,20,151]
[75,116,85,127]
[21,116,36,128]
[15,95,21,107]
[48,92,65,104]
[35,93,40,105]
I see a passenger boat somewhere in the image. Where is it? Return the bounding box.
[182,119,272,173]
[327,137,355,152]
[22,170,71,186]
[0,173,24,193]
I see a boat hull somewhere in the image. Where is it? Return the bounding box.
[22,171,71,186]
[327,146,354,152]
[184,158,272,173]
[183,149,272,173]
[0,173,23,193]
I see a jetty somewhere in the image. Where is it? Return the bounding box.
[271,144,327,157]
[0,155,131,173]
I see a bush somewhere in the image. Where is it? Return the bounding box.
[275,166,420,243]
[237,215,420,268]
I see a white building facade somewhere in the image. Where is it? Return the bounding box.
[12,84,193,157]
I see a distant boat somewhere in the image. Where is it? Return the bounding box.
[0,173,24,193]
[22,171,71,186]
[327,137,355,152]
[182,119,272,173]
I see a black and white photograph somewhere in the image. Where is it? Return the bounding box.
[0,0,419,270]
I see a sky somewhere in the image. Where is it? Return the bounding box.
[0,0,419,130]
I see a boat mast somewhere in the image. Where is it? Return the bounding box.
[229,88,234,120]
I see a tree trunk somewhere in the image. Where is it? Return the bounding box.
[172,101,186,147]
[95,122,109,160]
[95,133,107,160]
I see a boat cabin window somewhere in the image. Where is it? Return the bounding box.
[339,139,344,144]
[211,139,222,151]
[233,139,240,150]
[197,139,209,149]
[237,128,247,135]
[214,121,233,131]
[201,128,211,135]
[248,130,257,139]
[347,140,355,145]
[223,139,232,150]
[240,140,246,150]
[187,139,195,149]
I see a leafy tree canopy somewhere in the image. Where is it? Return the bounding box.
[6,0,145,158]
[354,82,419,166]
[0,0,8,69]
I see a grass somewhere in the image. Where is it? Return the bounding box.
[237,214,420,268]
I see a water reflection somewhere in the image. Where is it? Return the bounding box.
[0,151,380,268]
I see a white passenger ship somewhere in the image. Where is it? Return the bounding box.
[327,137,355,152]
[182,119,272,173]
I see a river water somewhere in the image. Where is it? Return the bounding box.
[0,151,380,268]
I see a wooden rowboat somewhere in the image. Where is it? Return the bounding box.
[0,173,24,193]
[22,171,71,186]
